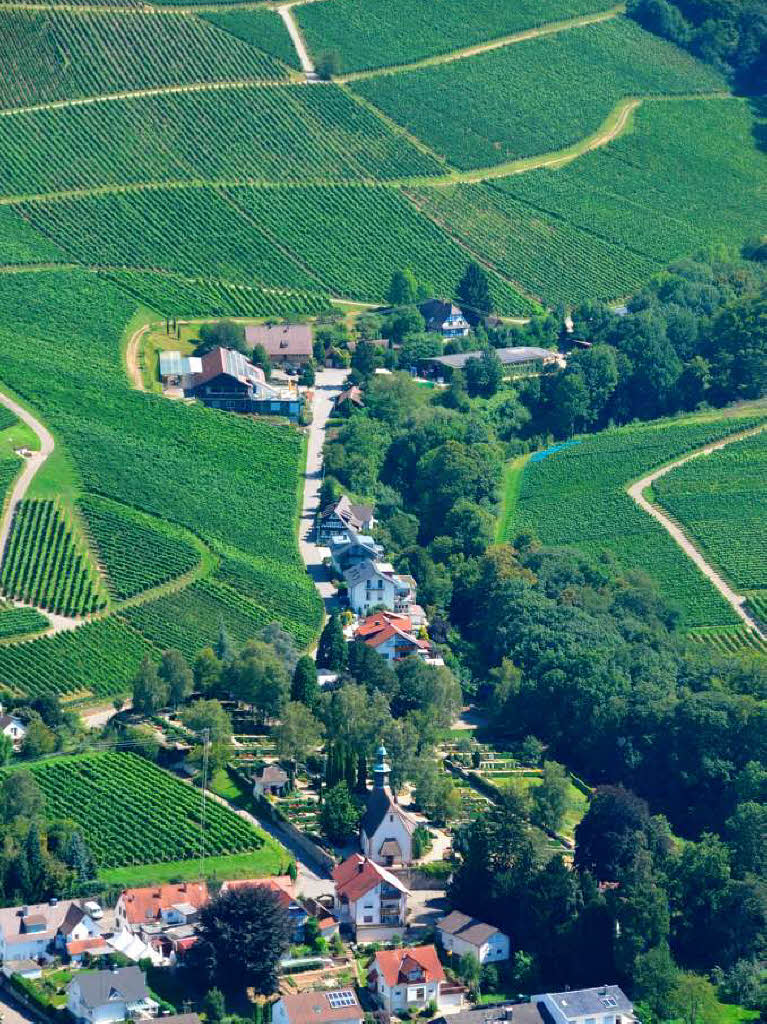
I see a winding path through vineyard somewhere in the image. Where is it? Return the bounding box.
[0,387,81,633]
[628,423,767,640]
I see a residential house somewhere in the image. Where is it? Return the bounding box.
[434,1005,545,1024]
[159,351,202,388]
[67,966,158,1024]
[424,347,565,379]
[184,347,301,421]
[245,324,313,367]
[369,944,458,1014]
[333,853,409,939]
[437,911,510,964]
[301,896,339,939]
[220,877,308,942]
[0,900,101,964]
[115,882,209,936]
[66,937,113,965]
[360,745,416,866]
[329,534,384,575]
[354,611,430,663]
[344,560,416,617]
[273,989,363,1024]
[316,496,374,544]
[418,300,471,339]
[252,764,290,798]
[0,712,27,749]
[532,986,635,1024]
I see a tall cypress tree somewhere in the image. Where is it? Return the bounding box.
[316,614,347,670]
[291,656,319,708]
[457,262,493,325]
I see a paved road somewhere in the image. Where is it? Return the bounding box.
[299,368,349,619]
[628,424,766,640]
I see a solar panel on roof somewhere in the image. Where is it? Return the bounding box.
[326,991,356,1008]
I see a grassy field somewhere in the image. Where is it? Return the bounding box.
[496,454,530,542]
[353,18,725,169]
[295,0,612,73]
[98,848,288,887]
[507,413,767,629]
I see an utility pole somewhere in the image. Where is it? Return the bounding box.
[199,728,210,880]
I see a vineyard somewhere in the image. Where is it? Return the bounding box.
[122,580,275,662]
[78,495,202,601]
[653,429,767,593]
[1,10,289,111]
[17,186,536,313]
[294,0,609,73]
[686,626,767,657]
[101,271,331,319]
[510,415,766,628]
[352,18,725,169]
[0,85,443,198]
[0,603,48,641]
[0,270,322,697]
[0,500,107,617]
[0,617,154,698]
[406,184,660,306]
[22,752,272,869]
[201,9,303,70]
[0,207,65,265]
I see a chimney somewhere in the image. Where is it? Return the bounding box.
[49,898,58,907]
[358,860,365,874]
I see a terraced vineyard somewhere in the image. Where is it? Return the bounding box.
[201,9,303,69]
[0,206,65,264]
[509,416,766,628]
[0,617,154,698]
[687,627,767,657]
[353,18,725,169]
[295,0,611,72]
[2,9,289,110]
[0,458,19,507]
[22,752,271,868]
[0,603,49,640]
[78,495,202,601]
[0,270,322,697]
[653,429,767,593]
[1,500,107,616]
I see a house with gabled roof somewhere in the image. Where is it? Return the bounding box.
[354,610,430,662]
[437,911,510,964]
[274,989,363,1024]
[115,882,209,937]
[333,853,409,939]
[0,900,101,963]
[361,745,416,866]
[316,496,375,544]
[345,560,416,617]
[184,347,302,420]
[369,944,459,1014]
[418,300,470,339]
[67,966,157,1024]
[245,323,313,367]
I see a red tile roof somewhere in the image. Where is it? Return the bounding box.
[333,854,407,901]
[66,938,111,957]
[221,876,294,909]
[372,945,445,987]
[120,883,209,925]
[355,611,412,638]
[278,990,361,1024]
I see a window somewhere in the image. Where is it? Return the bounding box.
[585,1018,596,1024]
[415,989,425,1001]
[363,915,373,923]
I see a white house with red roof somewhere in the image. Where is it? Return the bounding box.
[333,853,409,939]
[354,611,431,663]
[115,883,209,937]
[369,944,461,1014]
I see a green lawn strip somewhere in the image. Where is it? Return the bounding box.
[98,848,288,887]
[496,452,531,541]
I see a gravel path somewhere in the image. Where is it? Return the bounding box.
[627,424,766,640]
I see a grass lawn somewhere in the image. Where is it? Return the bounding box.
[0,419,39,457]
[98,846,289,887]
[496,452,531,541]
[208,766,252,808]
[495,773,588,840]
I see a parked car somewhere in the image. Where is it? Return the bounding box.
[84,900,103,920]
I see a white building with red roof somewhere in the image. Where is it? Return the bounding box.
[360,745,416,866]
[333,853,409,939]
[115,882,209,937]
[369,944,461,1014]
[354,611,431,663]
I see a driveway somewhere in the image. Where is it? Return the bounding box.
[299,368,349,616]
